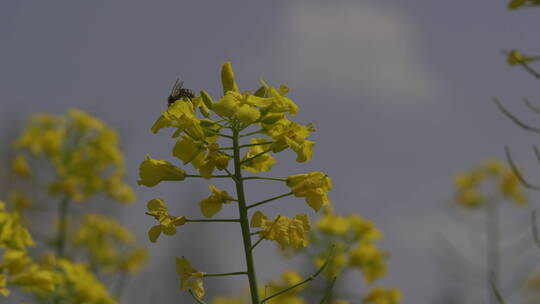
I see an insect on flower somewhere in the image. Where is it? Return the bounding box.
[168,79,195,107]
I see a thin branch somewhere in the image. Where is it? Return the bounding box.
[250,216,281,251]
[224,167,240,184]
[494,97,540,133]
[260,246,334,303]
[218,141,273,151]
[533,146,540,164]
[188,290,207,304]
[504,146,540,190]
[490,276,506,304]
[523,98,540,115]
[518,62,540,79]
[185,174,233,179]
[250,230,262,236]
[242,176,287,182]
[247,192,293,209]
[240,148,273,165]
[204,271,247,278]
[318,277,337,304]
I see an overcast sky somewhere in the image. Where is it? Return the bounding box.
[2,1,540,303]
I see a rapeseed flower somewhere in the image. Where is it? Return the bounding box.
[286,172,332,211]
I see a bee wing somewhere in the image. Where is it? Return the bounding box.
[169,78,184,96]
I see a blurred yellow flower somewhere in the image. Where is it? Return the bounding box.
[349,242,387,283]
[363,287,402,304]
[11,154,31,177]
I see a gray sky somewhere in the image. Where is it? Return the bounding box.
[2,0,540,303]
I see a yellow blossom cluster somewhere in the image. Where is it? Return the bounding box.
[362,287,402,304]
[508,0,540,10]
[139,62,333,301]
[12,109,135,203]
[251,212,311,249]
[74,213,147,274]
[312,208,387,283]
[454,158,527,208]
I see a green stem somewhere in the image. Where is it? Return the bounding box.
[188,290,207,304]
[486,198,500,304]
[247,192,293,209]
[218,142,274,151]
[185,174,233,178]
[56,197,70,258]
[318,277,337,304]
[260,250,332,304]
[243,176,287,182]
[233,125,260,304]
[204,271,247,277]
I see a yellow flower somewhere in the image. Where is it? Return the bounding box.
[53,258,117,304]
[316,210,351,235]
[507,49,538,66]
[286,172,332,212]
[349,242,387,283]
[8,192,33,212]
[0,202,35,250]
[198,143,231,179]
[138,154,186,187]
[11,154,31,177]
[176,257,206,298]
[265,119,315,162]
[241,138,276,173]
[151,100,202,135]
[199,185,234,218]
[221,62,240,94]
[74,213,146,274]
[251,212,311,249]
[348,215,383,242]
[263,271,307,304]
[172,135,207,167]
[315,251,347,278]
[363,287,402,304]
[105,175,136,204]
[146,199,186,242]
[499,170,527,205]
[0,274,8,296]
[9,265,56,294]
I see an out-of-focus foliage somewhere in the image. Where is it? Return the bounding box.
[508,0,540,10]
[1,109,146,303]
[12,109,135,203]
[454,159,527,208]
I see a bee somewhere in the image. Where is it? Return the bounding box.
[168,78,195,106]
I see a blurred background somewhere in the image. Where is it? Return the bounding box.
[1,0,540,303]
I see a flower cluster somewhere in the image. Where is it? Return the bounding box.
[2,109,145,302]
[251,212,311,249]
[12,109,135,203]
[454,158,527,207]
[74,213,147,274]
[139,62,332,302]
